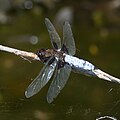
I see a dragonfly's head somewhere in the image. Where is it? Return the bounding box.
[36,49,50,63]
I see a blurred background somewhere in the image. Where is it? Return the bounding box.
[0,0,120,120]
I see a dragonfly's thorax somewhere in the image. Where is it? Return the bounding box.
[36,49,65,64]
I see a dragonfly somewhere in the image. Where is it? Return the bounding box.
[25,18,120,103]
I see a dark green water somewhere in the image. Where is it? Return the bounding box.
[0,1,120,120]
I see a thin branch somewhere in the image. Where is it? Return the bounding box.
[0,44,40,61]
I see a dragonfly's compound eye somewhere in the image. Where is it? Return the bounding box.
[36,49,48,63]
[36,49,45,58]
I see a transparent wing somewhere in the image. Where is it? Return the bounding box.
[62,21,76,55]
[25,57,57,98]
[47,64,71,103]
[45,18,61,50]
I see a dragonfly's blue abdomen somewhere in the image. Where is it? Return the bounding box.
[64,54,96,76]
